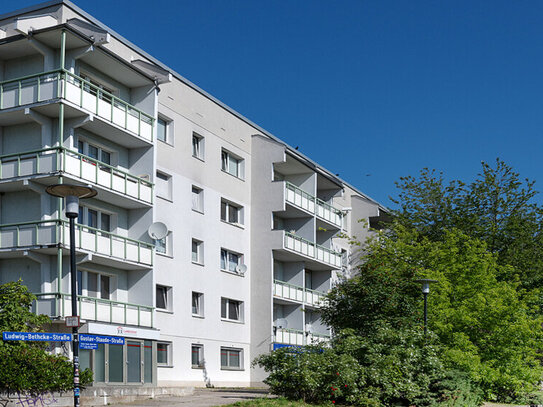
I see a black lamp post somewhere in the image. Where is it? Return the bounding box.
[415,279,438,336]
[46,184,97,407]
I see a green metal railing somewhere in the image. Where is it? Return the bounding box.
[284,231,341,267]
[0,147,153,204]
[274,328,305,345]
[60,220,153,266]
[305,287,326,306]
[274,279,327,307]
[33,292,154,328]
[0,219,60,248]
[0,70,154,141]
[284,181,343,228]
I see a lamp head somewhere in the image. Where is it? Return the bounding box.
[415,278,438,294]
[46,184,97,218]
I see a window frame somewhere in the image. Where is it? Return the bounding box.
[156,284,172,312]
[79,270,114,300]
[220,297,244,322]
[191,186,204,214]
[78,205,114,234]
[191,344,204,369]
[192,239,204,265]
[220,248,244,275]
[157,342,172,367]
[220,347,243,370]
[191,291,204,318]
[221,149,244,180]
[192,132,205,160]
[220,199,244,227]
[155,231,172,257]
[157,116,173,145]
[156,170,173,201]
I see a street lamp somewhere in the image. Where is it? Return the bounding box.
[415,279,438,336]
[46,184,97,407]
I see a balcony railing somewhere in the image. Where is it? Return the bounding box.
[0,70,154,142]
[273,279,326,307]
[33,292,153,328]
[0,220,153,266]
[307,332,331,345]
[283,232,342,268]
[284,182,343,228]
[0,147,153,205]
[274,328,305,346]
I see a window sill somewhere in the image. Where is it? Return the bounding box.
[220,367,245,371]
[157,195,173,203]
[156,309,174,314]
[192,209,204,215]
[221,318,244,324]
[221,169,245,182]
[192,314,205,319]
[220,220,245,230]
[192,155,205,162]
[158,365,174,368]
[192,365,205,369]
[158,139,174,147]
[192,261,205,267]
[156,252,174,259]
[221,269,244,277]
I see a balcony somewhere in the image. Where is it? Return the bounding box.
[283,231,342,269]
[273,279,326,307]
[33,293,153,328]
[0,220,153,268]
[0,148,153,207]
[284,182,343,229]
[273,328,330,346]
[0,70,154,143]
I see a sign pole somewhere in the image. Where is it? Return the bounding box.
[69,215,80,407]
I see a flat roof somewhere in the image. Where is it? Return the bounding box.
[0,0,388,212]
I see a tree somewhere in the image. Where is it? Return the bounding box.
[321,227,543,402]
[0,280,92,395]
[392,159,543,291]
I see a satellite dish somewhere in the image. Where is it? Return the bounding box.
[147,222,168,240]
[276,318,288,329]
[235,264,248,276]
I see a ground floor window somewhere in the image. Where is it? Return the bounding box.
[220,347,243,370]
[157,342,171,366]
[78,339,154,384]
[192,344,204,368]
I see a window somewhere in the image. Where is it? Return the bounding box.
[155,231,172,256]
[192,344,204,368]
[78,206,113,234]
[156,171,172,201]
[221,149,244,179]
[192,239,203,264]
[192,132,204,160]
[191,186,204,213]
[85,271,111,300]
[80,73,115,103]
[77,140,112,166]
[157,342,171,366]
[157,117,167,143]
[192,292,204,317]
[156,285,172,311]
[220,249,243,274]
[221,298,243,322]
[220,200,243,226]
[221,348,242,370]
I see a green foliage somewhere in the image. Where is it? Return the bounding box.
[0,280,93,395]
[322,227,543,402]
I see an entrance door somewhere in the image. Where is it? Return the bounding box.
[127,341,141,383]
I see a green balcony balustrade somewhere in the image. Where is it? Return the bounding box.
[33,292,153,328]
[283,231,342,268]
[0,70,154,142]
[0,220,153,267]
[274,328,305,346]
[284,181,343,228]
[0,147,153,205]
[273,279,326,307]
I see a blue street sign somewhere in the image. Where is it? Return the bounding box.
[3,332,72,342]
[273,343,303,351]
[79,334,125,346]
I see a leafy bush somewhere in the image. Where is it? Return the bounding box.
[0,280,93,394]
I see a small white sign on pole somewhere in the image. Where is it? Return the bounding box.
[65,316,80,328]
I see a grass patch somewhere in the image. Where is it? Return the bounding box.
[224,397,332,407]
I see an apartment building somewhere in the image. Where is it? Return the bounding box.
[0,0,387,388]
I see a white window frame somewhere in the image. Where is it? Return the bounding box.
[77,138,113,167]
[221,297,244,322]
[191,186,204,213]
[157,116,173,145]
[220,199,244,226]
[157,342,172,366]
[220,248,244,275]
[220,347,243,370]
[78,205,114,234]
[221,149,244,179]
[156,284,172,312]
[79,270,114,300]
[192,239,204,265]
[79,72,117,102]
[156,171,173,201]
[192,292,204,318]
[192,132,204,160]
[191,344,204,368]
[155,231,172,256]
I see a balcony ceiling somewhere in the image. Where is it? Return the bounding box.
[0,38,38,60]
[275,155,313,176]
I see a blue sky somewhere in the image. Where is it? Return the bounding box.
[2,0,543,206]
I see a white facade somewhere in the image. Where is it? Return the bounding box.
[0,0,387,388]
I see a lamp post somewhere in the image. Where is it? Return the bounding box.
[46,184,97,407]
[415,279,438,336]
